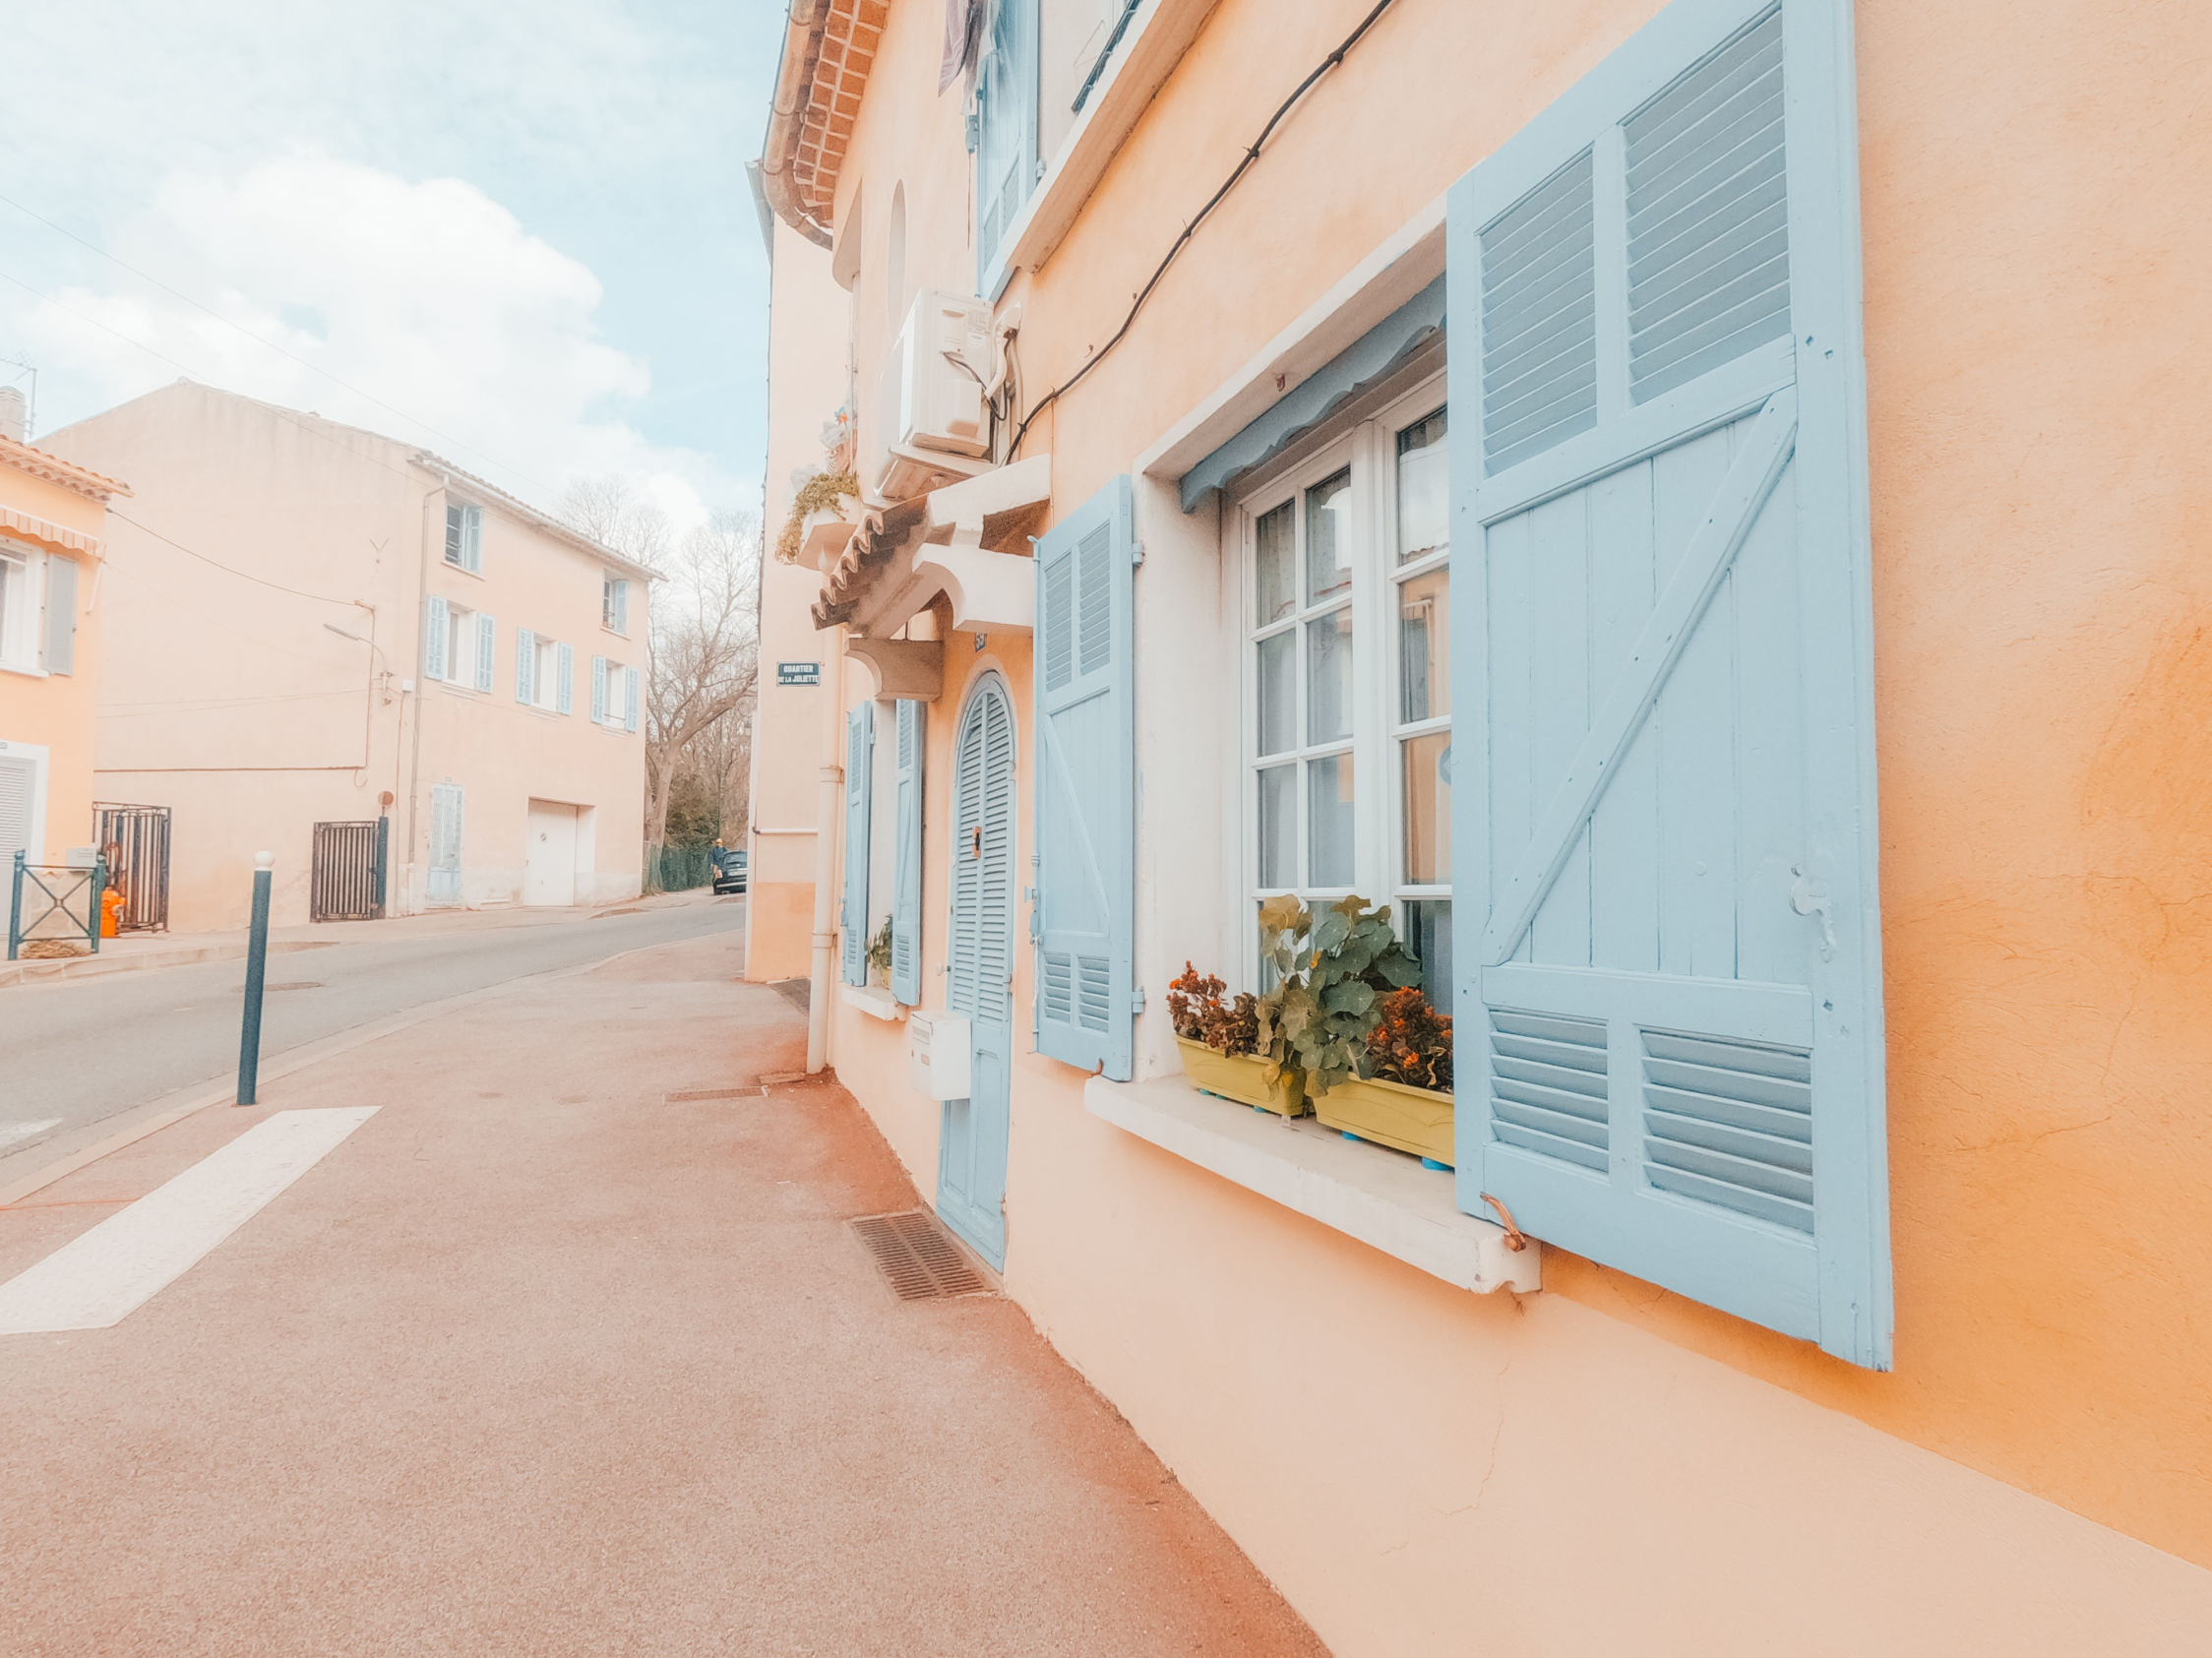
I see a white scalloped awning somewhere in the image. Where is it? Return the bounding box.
[0,505,100,557]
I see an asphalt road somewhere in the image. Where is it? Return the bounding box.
[0,898,748,1162]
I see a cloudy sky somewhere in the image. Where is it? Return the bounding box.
[3,0,778,527]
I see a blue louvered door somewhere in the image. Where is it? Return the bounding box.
[939,673,1016,1266]
[1449,0,1888,1366]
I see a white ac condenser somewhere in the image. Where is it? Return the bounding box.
[868,289,998,502]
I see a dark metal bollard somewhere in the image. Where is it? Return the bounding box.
[237,851,274,1105]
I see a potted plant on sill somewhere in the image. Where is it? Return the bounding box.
[1253,894,1456,1169]
[1167,965,1305,1116]
[866,916,894,991]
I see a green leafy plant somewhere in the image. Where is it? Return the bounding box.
[1365,986,1453,1093]
[866,915,894,980]
[1253,894,1423,1098]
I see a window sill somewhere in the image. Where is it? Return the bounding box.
[998,0,1221,279]
[434,680,484,698]
[441,562,487,582]
[0,661,47,678]
[1083,1074,1541,1296]
[840,983,905,1021]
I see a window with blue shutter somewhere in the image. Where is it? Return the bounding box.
[623,665,640,734]
[1447,0,1887,1367]
[974,0,1039,287]
[1032,474,1137,1080]
[841,703,875,987]
[462,504,482,573]
[590,654,607,721]
[43,554,77,675]
[556,642,574,714]
[475,613,496,693]
[423,593,449,681]
[891,699,926,1005]
[516,628,535,704]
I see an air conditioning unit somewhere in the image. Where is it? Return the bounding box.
[868,289,997,502]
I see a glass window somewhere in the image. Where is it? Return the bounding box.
[1396,407,1448,564]
[1308,752,1355,888]
[1256,501,1296,626]
[1305,469,1352,604]
[1306,608,1353,745]
[1257,632,1295,756]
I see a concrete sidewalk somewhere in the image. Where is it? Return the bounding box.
[0,886,720,988]
[0,926,1324,1656]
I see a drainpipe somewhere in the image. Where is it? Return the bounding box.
[806,627,847,1073]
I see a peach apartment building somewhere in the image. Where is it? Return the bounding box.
[43,383,653,931]
[0,386,130,894]
[746,1,2212,1653]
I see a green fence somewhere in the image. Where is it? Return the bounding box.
[643,842,715,894]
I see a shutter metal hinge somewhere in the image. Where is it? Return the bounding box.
[1130,539,1145,567]
[1035,157,1048,184]
[1129,986,1145,1013]
[965,112,979,154]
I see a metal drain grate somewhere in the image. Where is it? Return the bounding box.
[663,1086,768,1102]
[849,1210,987,1301]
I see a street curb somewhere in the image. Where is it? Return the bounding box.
[0,939,329,990]
[0,938,671,1209]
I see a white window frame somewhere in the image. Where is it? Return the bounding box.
[530,635,561,711]
[444,501,483,575]
[443,601,479,690]
[601,574,629,635]
[0,540,47,676]
[1230,369,1451,992]
[594,655,628,728]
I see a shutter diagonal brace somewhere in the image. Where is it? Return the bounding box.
[1481,388,1798,966]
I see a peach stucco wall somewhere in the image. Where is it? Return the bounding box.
[0,465,110,864]
[45,384,646,930]
[758,0,2212,1643]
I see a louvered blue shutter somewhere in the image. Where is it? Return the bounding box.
[444,505,464,567]
[423,593,449,681]
[1448,0,1887,1367]
[1032,474,1135,1079]
[461,505,483,574]
[891,698,926,1005]
[43,554,77,674]
[974,0,1039,286]
[590,654,607,722]
[841,703,874,986]
[516,628,534,703]
[428,782,464,905]
[475,613,495,692]
[555,643,574,713]
[623,666,640,733]
[611,579,630,634]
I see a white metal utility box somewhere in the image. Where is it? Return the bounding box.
[908,1010,972,1101]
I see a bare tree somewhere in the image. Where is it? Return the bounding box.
[555,474,675,572]
[640,510,762,848]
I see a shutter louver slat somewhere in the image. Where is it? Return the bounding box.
[1481,151,1599,473]
[1626,7,1791,402]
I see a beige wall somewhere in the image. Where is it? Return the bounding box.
[44,384,647,930]
[753,0,2212,1644]
[0,466,110,868]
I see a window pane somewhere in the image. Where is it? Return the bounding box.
[1400,898,1452,999]
[1256,501,1296,626]
[1396,407,1447,564]
[1397,569,1449,723]
[1401,729,1452,885]
[1305,468,1352,605]
[1256,630,1296,757]
[1308,752,1354,887]
[1306,607,1353,745]
[1258,765,1296,888]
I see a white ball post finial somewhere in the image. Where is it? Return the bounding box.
[254,851,275,871]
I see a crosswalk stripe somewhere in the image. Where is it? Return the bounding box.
[0,1107,378,1335]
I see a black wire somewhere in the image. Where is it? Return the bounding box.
[1007,0,1400,462]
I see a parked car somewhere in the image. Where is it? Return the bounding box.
[710,845,747,894]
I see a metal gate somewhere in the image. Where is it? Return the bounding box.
[310,818,387,923]
[94,802,171,933]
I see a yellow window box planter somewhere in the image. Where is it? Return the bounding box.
[1313,1075,1454,1168]
[1174,1037,1307,1118]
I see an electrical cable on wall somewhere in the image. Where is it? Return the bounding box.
[1007,0,1400,461]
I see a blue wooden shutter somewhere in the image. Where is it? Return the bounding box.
[423,593,449,681]
[1032,474,1136,1079]
[444,505,464,567]
[475,613,496,692]
[623,665,640,733]
[974,0,1039,285]
[43,554,77,675]
[611,578,630,634]
[590,654,607,721]
[516,628,534,703]
[428,782,464,904]
[555,642,574,713]
[461,505,483,574]
[841,703,875,986]
[1447,0,1887,1367]
[891,698,926,1005]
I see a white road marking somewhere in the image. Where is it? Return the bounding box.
[0,1120,63,1152]
[0,1107,378,1335]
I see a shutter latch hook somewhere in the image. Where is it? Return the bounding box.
[1479,1193,1528,1252]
